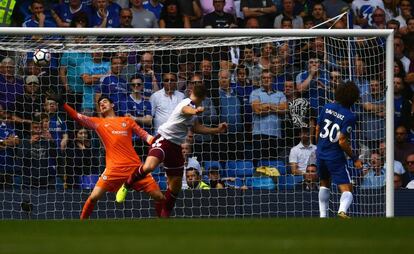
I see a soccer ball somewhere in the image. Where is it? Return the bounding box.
[33,48,51,66]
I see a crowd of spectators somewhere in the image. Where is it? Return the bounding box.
[0,0,414,192]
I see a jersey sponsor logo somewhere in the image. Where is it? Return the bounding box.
[111,130,128,136]
[325,108,344,120]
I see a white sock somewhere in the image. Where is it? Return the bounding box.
[338,191,353,214]
[318,186,330,218]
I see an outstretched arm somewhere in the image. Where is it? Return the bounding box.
[63,103,98,130]
[193,121,227,135]
[131,120,154,145]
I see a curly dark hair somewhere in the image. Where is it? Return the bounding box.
[335,80,360,108]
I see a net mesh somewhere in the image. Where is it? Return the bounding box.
[0,31,388,219]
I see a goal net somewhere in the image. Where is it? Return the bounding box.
[0,28,393,219]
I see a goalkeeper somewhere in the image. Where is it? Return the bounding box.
[49,94,165,219]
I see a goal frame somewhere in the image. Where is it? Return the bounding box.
[0,27,395,217]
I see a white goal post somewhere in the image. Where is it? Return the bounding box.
[0,28,394,218]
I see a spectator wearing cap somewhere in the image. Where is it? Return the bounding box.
[0,57,24,112]
[182,142,202,189]
[130,0,159,28]
[10,75,43,138]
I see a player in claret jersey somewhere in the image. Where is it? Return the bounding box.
[53,94,164,219]
[315,81,362,219]
[116,83,228,217]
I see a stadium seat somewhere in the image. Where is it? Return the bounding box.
[81,175,99,190]
[245,177,276,190]
[202,160,221,174]
[153,175,167,190]
[151,167,164,176]
[257,160,287,175]
[277,175,304,190]
[226,160,254,177]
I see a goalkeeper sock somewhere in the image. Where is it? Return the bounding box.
[318,186,330,218]
[161,189,177,218]
[80,198,95,219]
[126,165,147,188]
[338,191,353,214]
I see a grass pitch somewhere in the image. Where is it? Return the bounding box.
[0,218,412,254]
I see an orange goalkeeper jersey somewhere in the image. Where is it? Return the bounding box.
[64,104,151,179]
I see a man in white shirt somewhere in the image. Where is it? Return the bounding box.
[150,72,185,133]
[289,128,316,175]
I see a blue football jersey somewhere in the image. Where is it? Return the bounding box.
[316,103,356,160]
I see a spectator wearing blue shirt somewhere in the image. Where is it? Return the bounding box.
[217,69,243,160]
[17,119,58,188]
[361,78,385,150]
[79,50,110,115]
[394,76,412,129]
[95,56,128,114]
[143,0,163,20]
[231,64,255,134]
[296,56,330,114]
[250,69,287,162]
[0,57,24,112]
[122,52,161,99]
[91,0,120,27]
[120,76,153,156]
[52,0,92,27]
[22,0,57,28]
[43,98,69,152]
[59,13,92,112]
[270,55,287,92]
[0,104,19,189]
